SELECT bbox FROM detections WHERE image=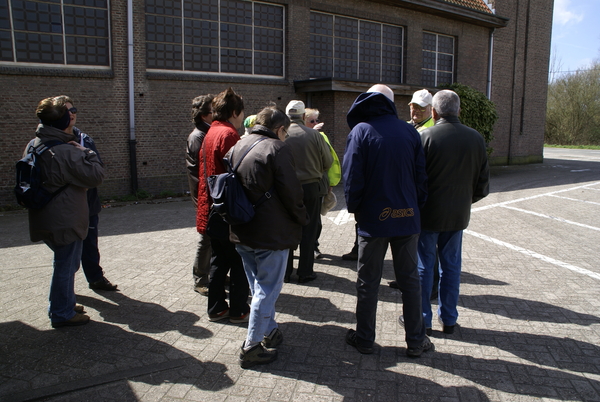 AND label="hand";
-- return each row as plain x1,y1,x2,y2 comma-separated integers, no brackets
68,141,87,152
314,122,324,130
